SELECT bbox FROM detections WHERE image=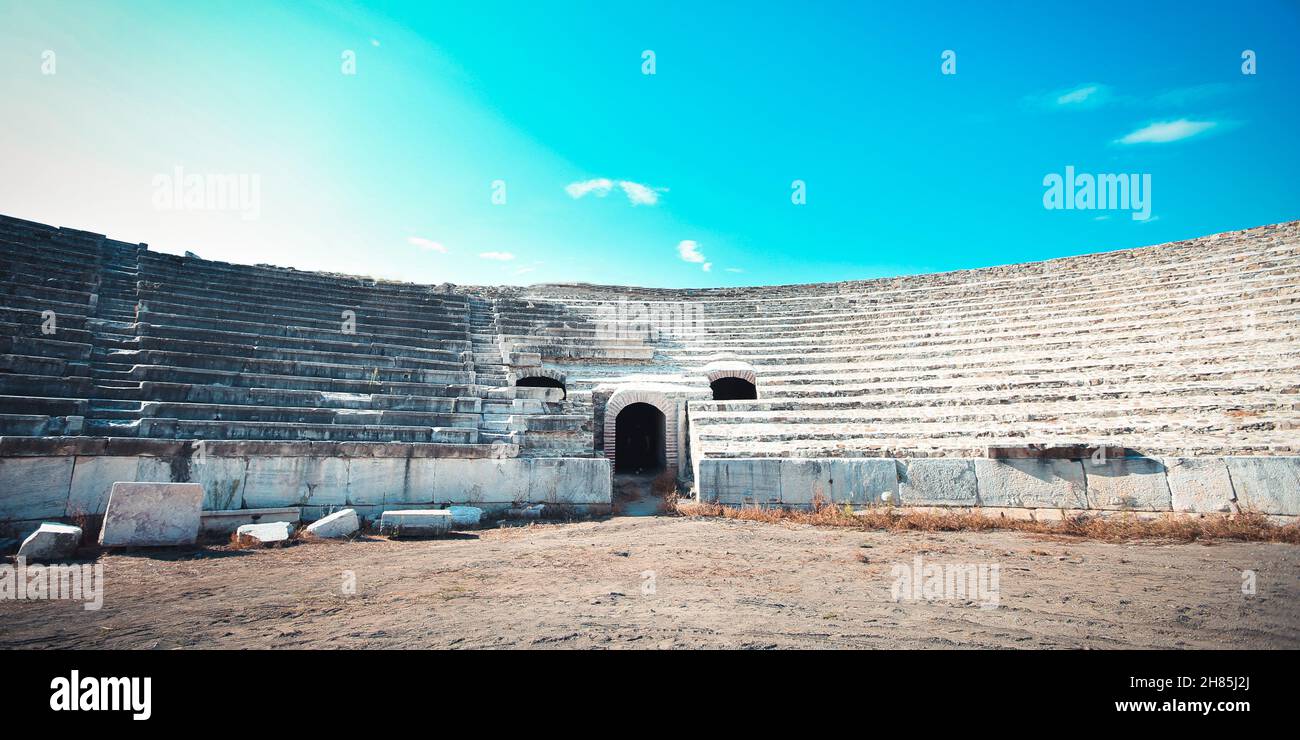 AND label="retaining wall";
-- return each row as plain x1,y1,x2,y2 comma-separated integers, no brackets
697,456,1300,516
0,437,611,537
